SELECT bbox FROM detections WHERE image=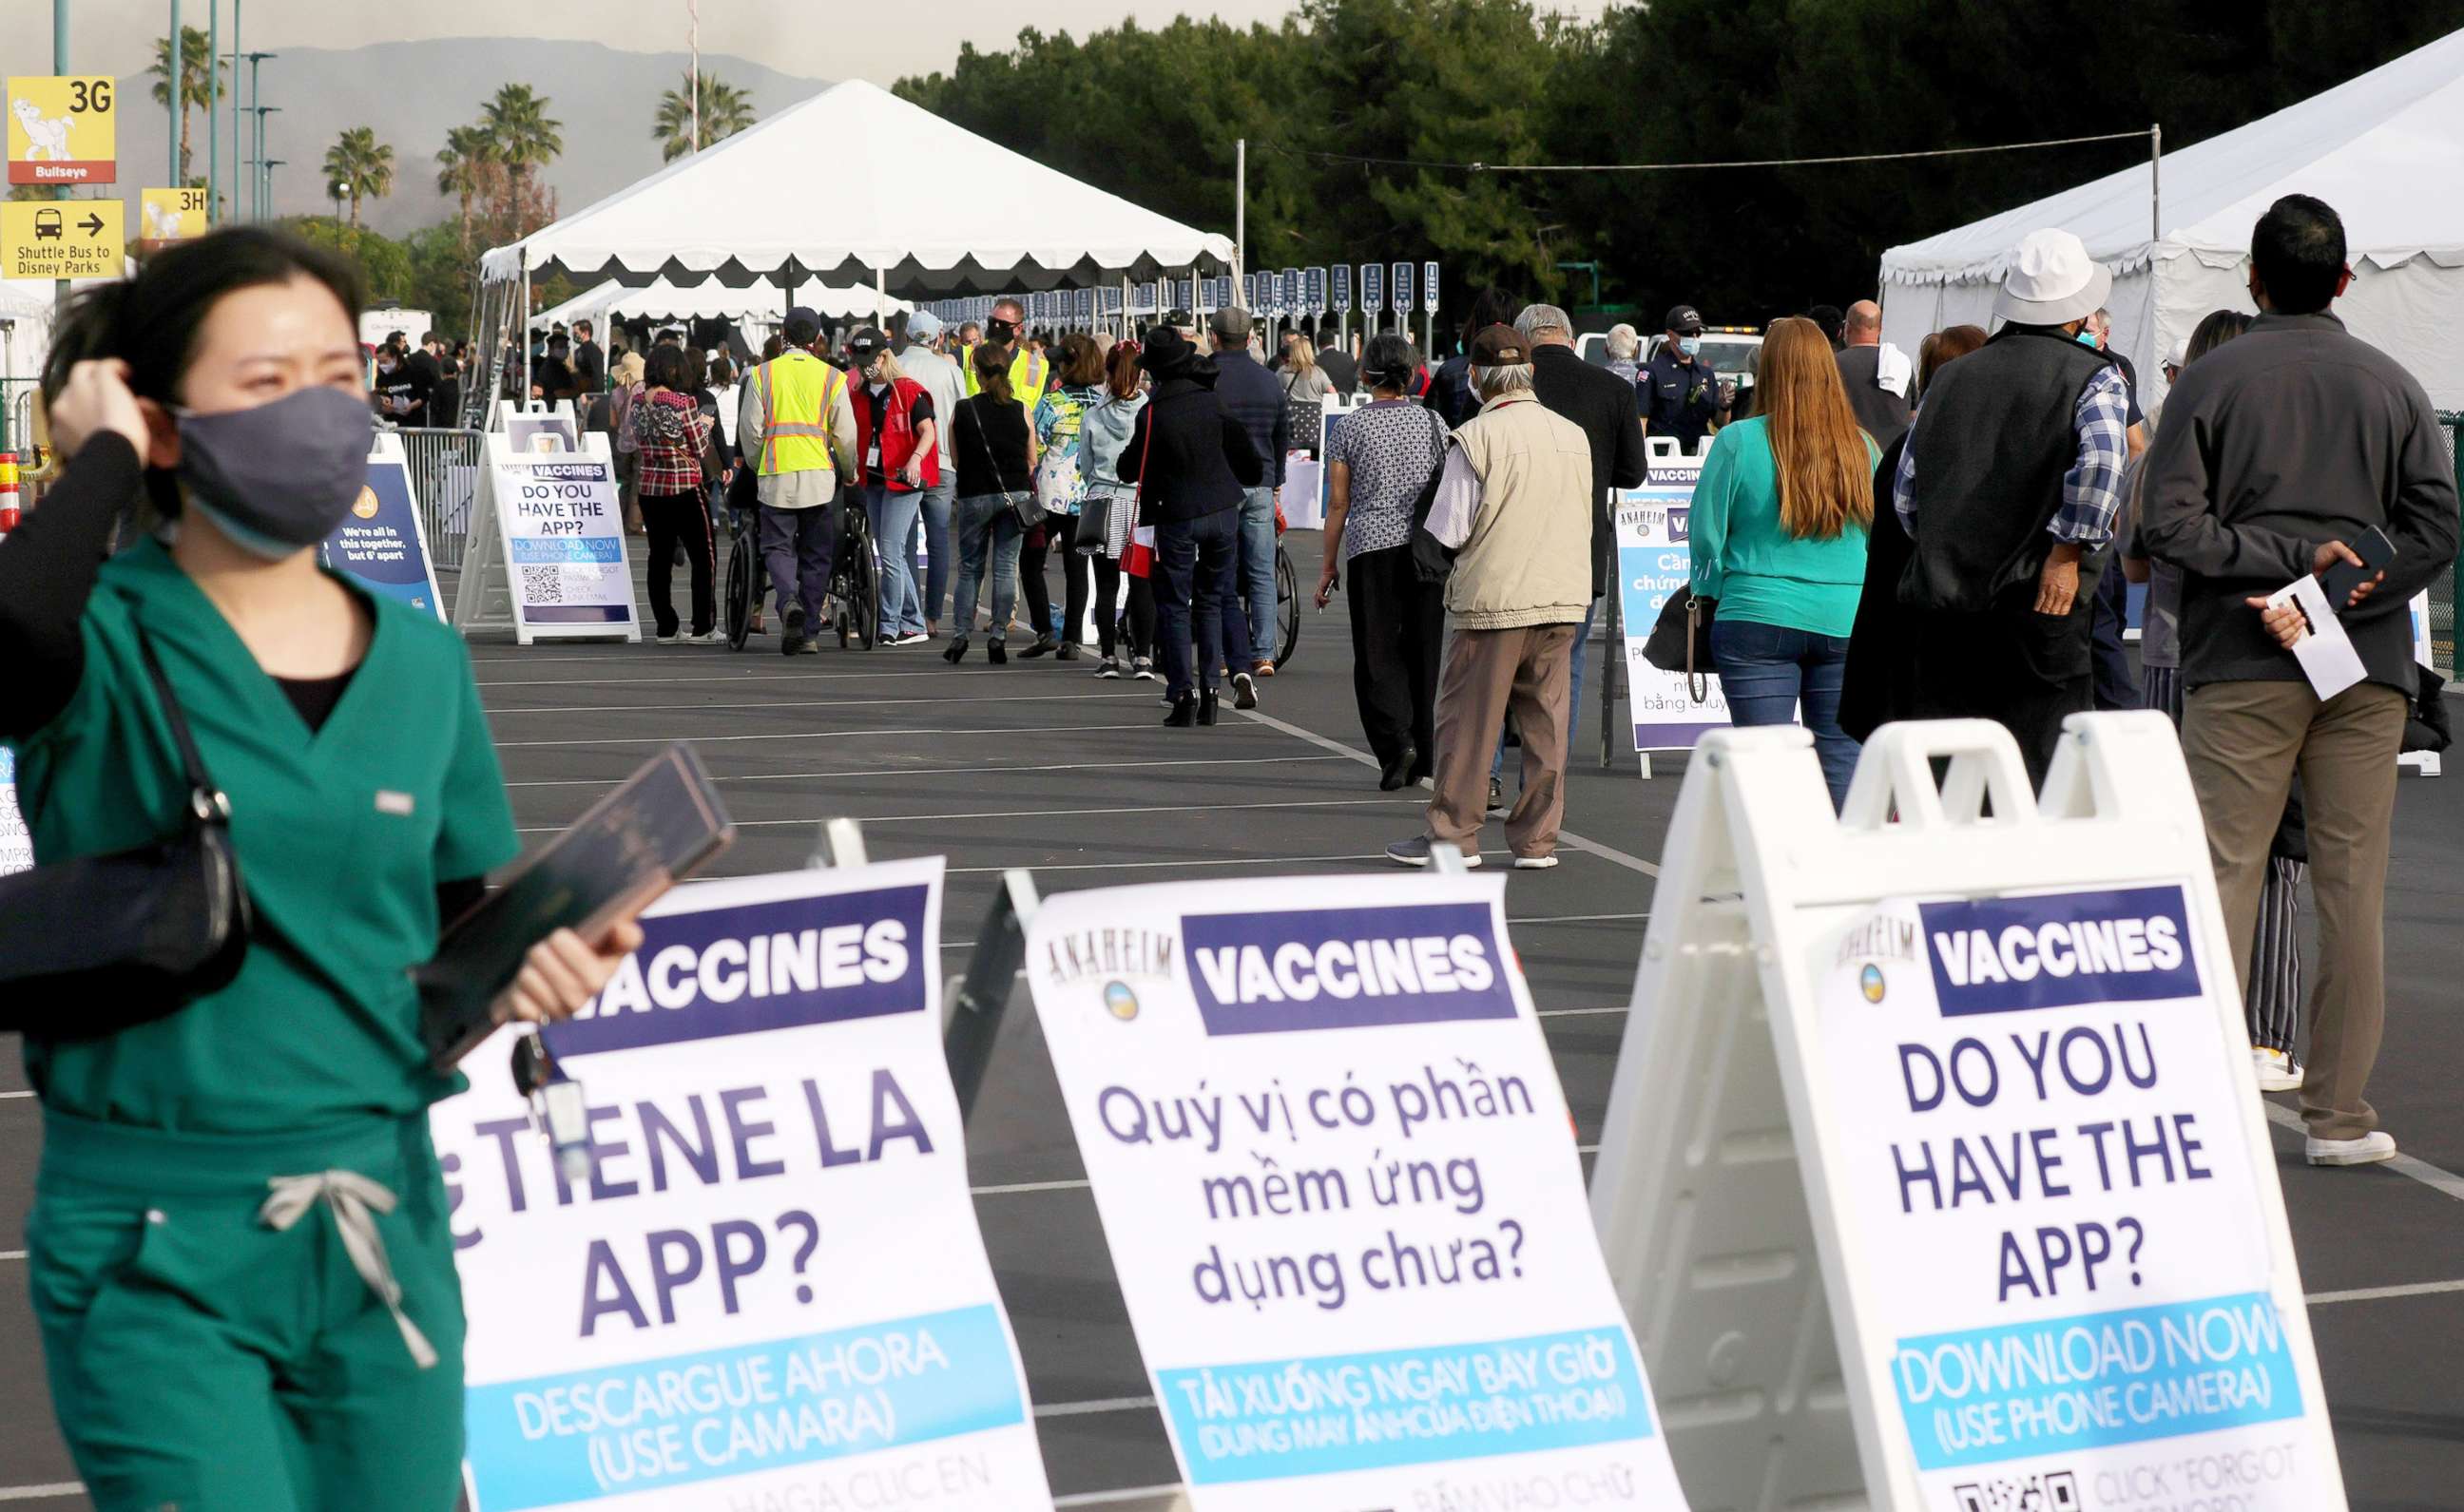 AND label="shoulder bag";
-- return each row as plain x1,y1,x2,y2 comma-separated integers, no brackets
1643,588,1718,702
0,628,252,1036
969,396,1046,531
